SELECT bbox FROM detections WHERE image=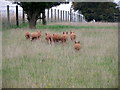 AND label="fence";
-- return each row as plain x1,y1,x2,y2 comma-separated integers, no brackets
1,5,26,27
1,5,85,27
114,13,120,22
